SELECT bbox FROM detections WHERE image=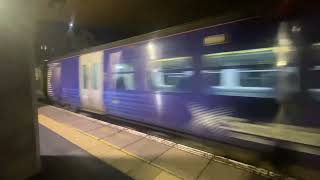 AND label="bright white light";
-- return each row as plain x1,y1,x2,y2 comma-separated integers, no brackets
69,22,74,28
312,42,320,47
40,45,43,50
115,64,124,71
43,59,48,62
68,15,75,32
184,71,193,76
44,45,47,51
147,42,157,60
